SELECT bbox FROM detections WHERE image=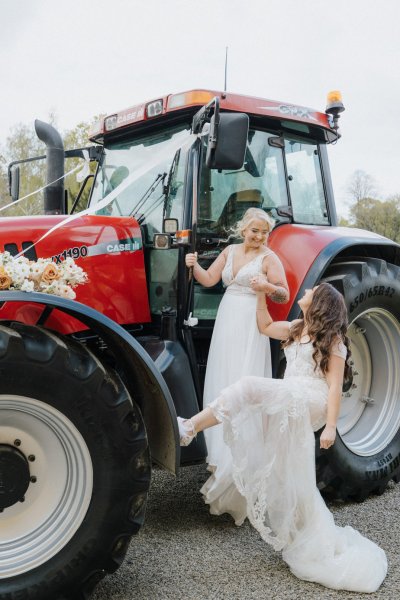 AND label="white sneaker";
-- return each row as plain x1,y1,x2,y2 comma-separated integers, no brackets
177,417,197,446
